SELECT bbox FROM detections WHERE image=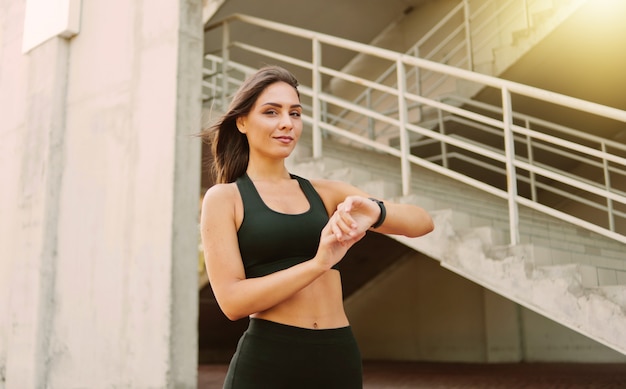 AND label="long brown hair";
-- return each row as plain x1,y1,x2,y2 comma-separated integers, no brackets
202,66,300,184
